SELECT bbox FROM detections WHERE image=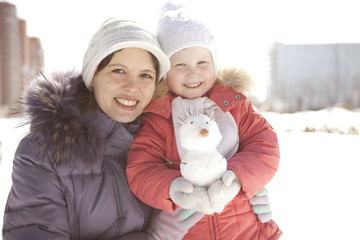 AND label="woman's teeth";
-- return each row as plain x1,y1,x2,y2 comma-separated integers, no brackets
115,98,137,106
